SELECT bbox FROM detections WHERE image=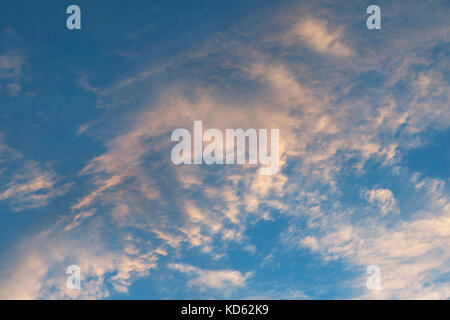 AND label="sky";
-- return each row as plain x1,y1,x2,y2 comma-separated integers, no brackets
0,0,449,299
